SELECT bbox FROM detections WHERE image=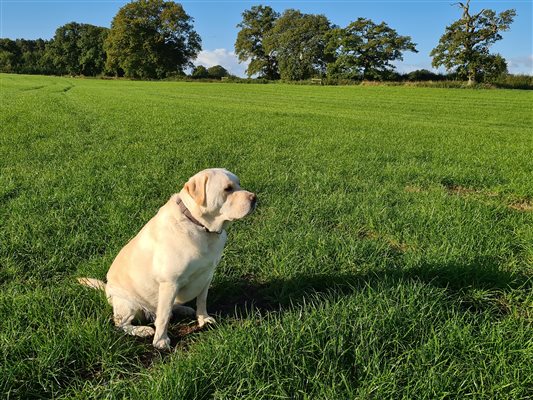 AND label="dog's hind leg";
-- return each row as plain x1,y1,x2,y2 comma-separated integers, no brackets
112,297,155,338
